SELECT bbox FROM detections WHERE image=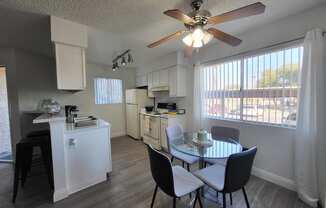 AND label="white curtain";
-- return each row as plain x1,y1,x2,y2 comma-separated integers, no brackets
193,63,209,131
295,29,326,207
